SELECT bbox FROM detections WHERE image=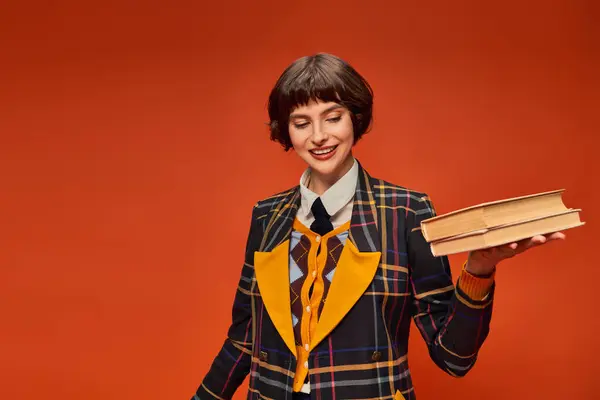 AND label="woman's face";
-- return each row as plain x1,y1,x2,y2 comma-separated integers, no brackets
288,100,355,181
